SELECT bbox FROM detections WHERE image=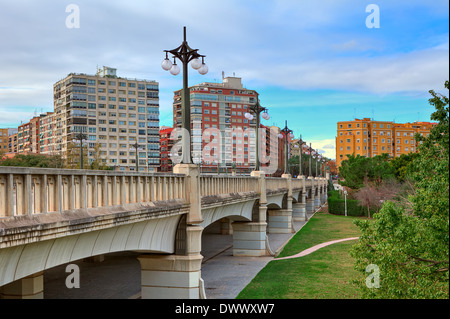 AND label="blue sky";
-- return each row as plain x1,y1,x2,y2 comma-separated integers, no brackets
0,0,448,159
